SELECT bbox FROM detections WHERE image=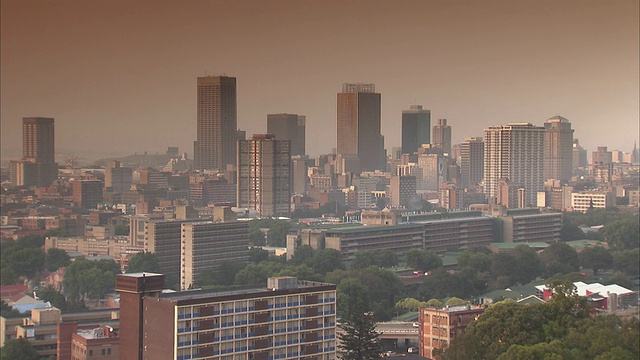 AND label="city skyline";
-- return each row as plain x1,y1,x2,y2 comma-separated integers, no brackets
1,0,638,162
